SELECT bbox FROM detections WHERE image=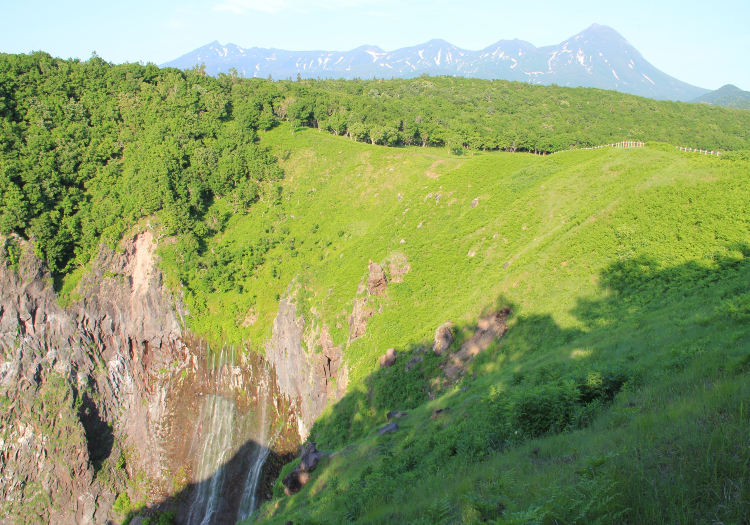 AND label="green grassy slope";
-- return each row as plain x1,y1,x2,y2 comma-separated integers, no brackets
158,125,750,524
